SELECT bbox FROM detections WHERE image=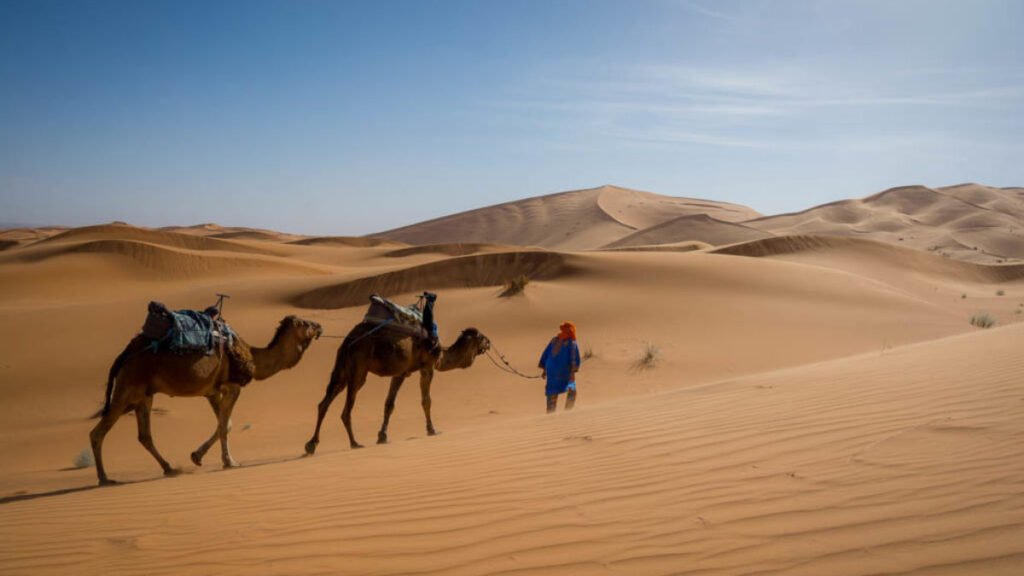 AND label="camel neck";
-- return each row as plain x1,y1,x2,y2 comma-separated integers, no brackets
251,337,300,380
437,338,470,371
